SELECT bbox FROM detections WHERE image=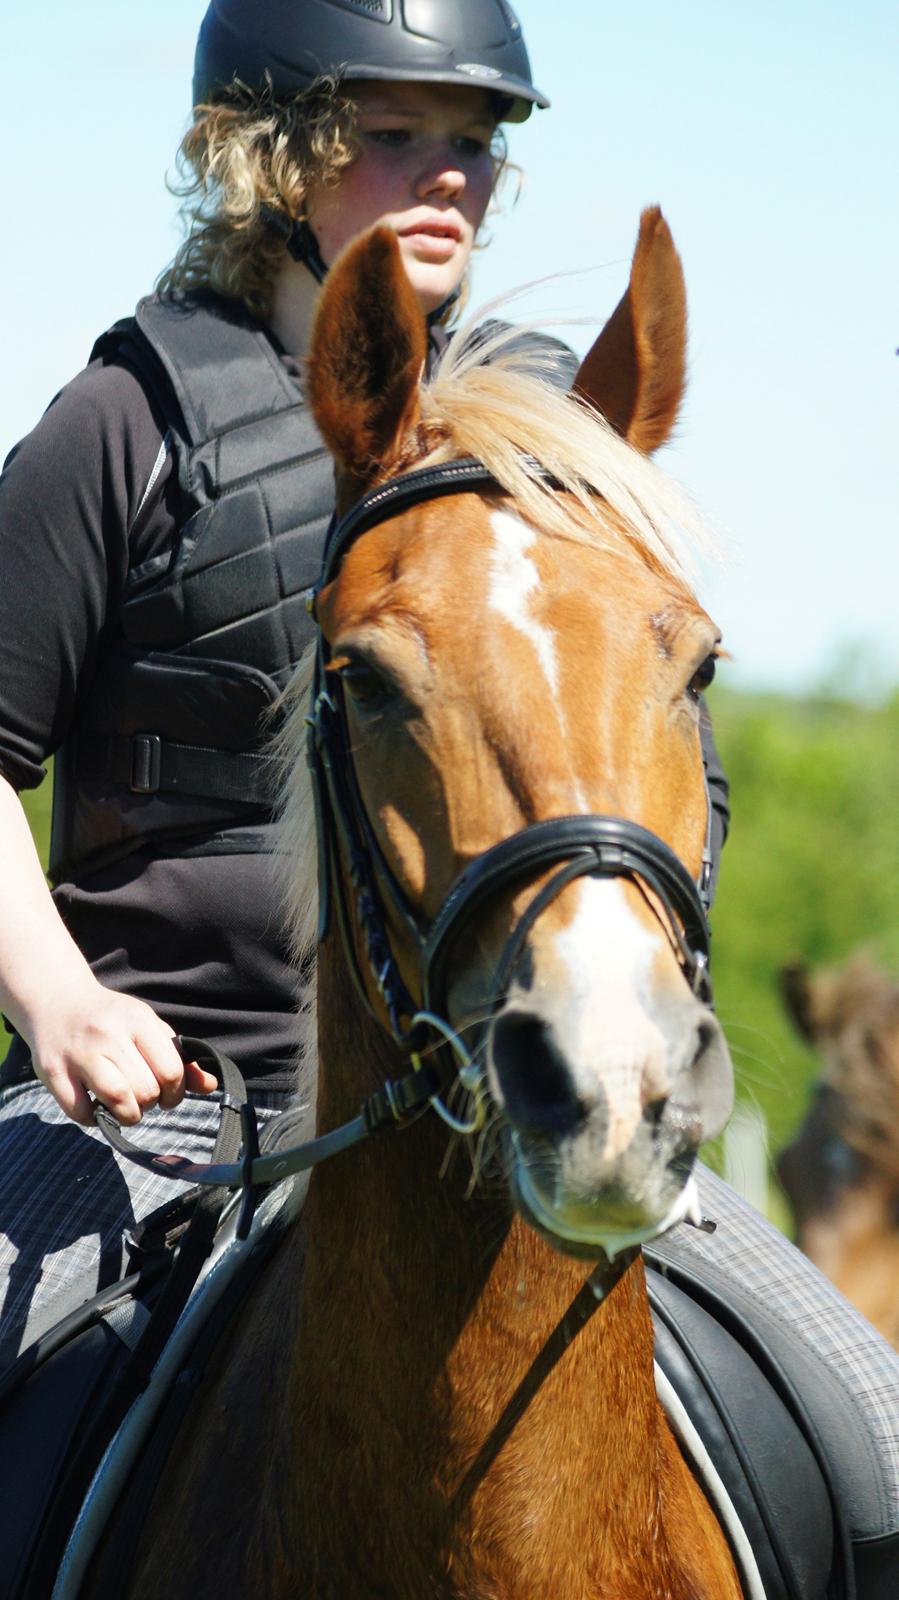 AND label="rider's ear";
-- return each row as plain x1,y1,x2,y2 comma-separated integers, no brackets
307,226,425,493
572,207,687,455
